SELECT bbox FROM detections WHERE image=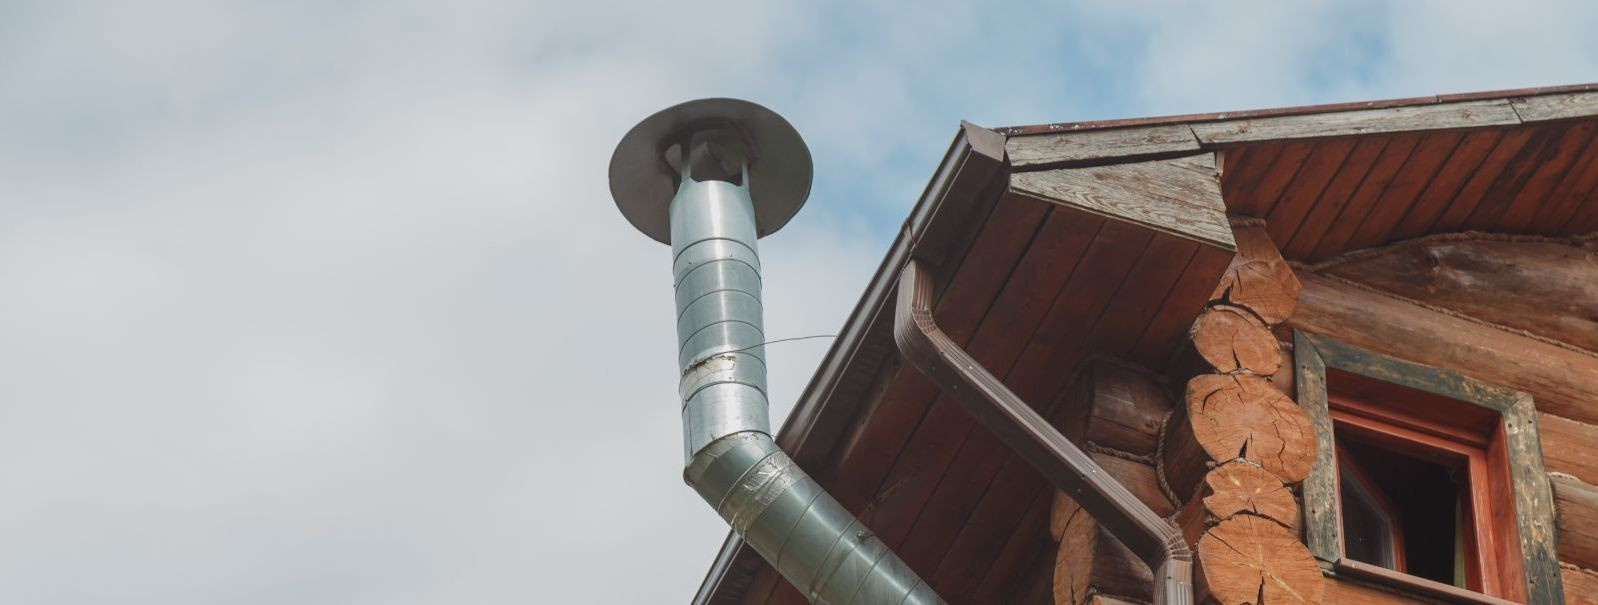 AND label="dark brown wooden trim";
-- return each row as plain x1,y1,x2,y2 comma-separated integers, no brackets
1294,331,1564,604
